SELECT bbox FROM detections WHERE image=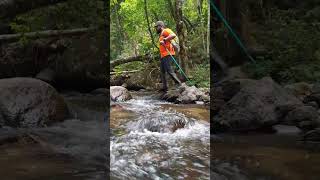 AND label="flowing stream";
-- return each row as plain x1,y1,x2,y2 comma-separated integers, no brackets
110,92,210,179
